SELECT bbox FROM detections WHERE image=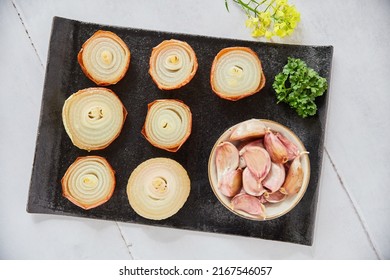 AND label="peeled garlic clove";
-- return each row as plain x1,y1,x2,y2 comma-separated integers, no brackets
242,167,266,196
282,155,304,195
264,128,288,164
241,146,271,181
262,162,286,193
231,193,266,219
276,132,300,161
230,119,267,141
215,142,239,179
265,190,287,203
218,169,242,197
